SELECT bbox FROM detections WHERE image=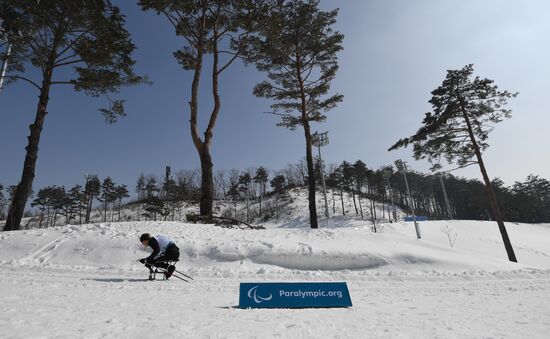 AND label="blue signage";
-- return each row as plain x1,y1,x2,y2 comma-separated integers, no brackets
404,216,428,222
239,282,352,309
